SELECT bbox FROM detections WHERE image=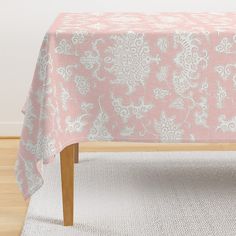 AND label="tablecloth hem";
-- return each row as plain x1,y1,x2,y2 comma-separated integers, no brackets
20,135,236,200
44,137,236,166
